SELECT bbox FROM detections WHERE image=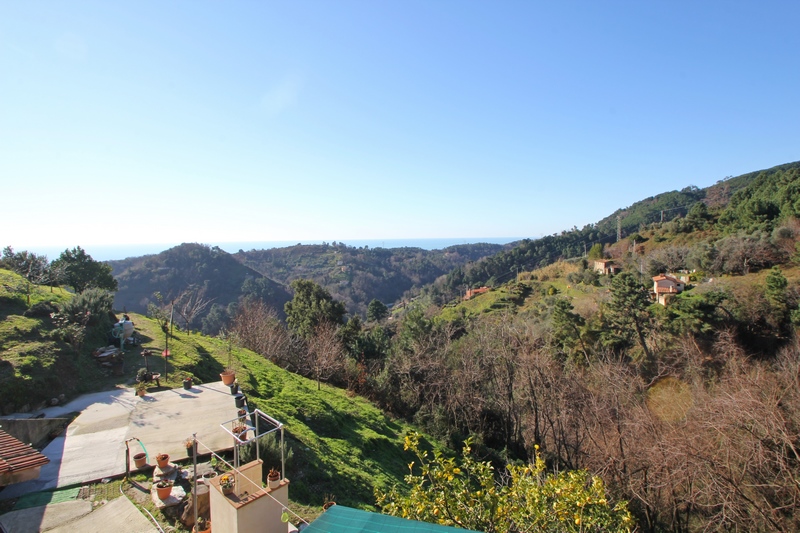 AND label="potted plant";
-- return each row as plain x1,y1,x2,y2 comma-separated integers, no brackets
232,424,248,441
183,377,193,390
234,393,246,409
220,329,236,385
156,453,170,469
194,516,210,533
220,368,235,386
136,382,147,397
155,479,173,500
219,473,235,496
229,380,239,395
268,467,280,489
184,437,196,458
133,452,147,468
